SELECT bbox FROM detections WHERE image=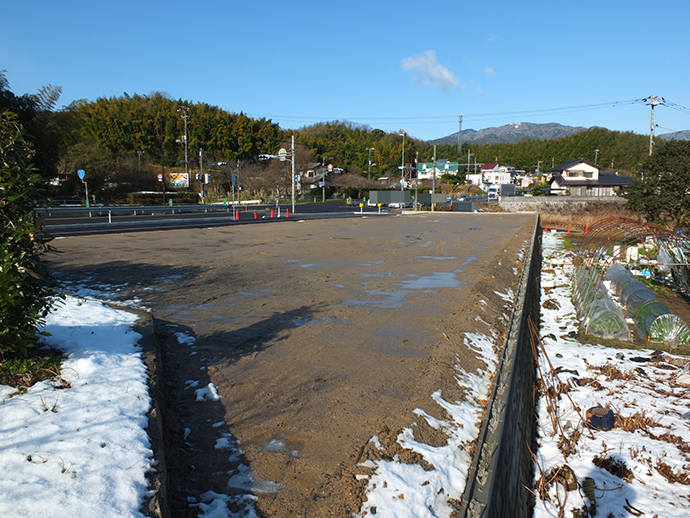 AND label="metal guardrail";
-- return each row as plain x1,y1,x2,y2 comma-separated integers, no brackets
37,204,246,217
